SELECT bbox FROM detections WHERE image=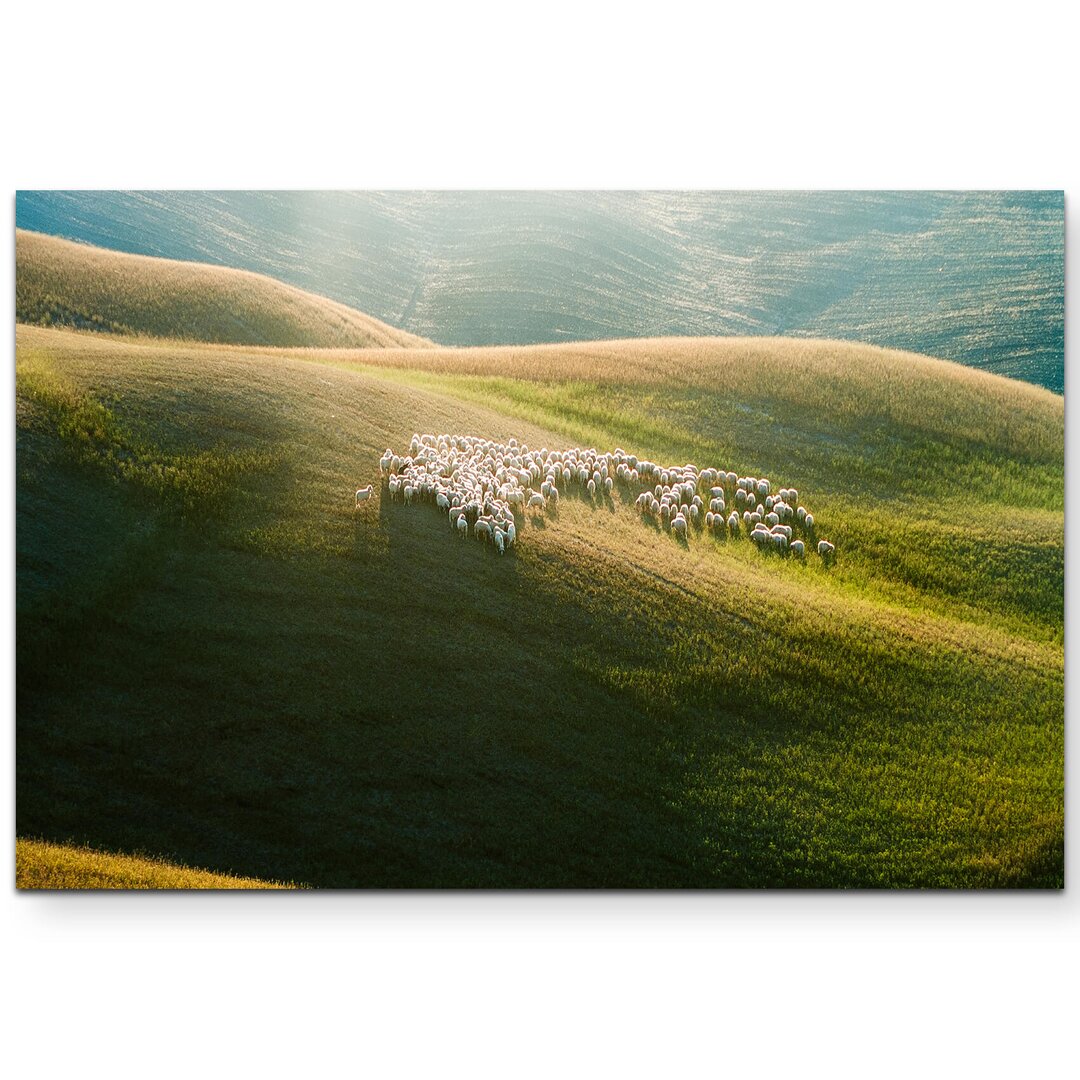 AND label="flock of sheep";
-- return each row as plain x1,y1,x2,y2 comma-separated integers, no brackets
361,433,835,561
